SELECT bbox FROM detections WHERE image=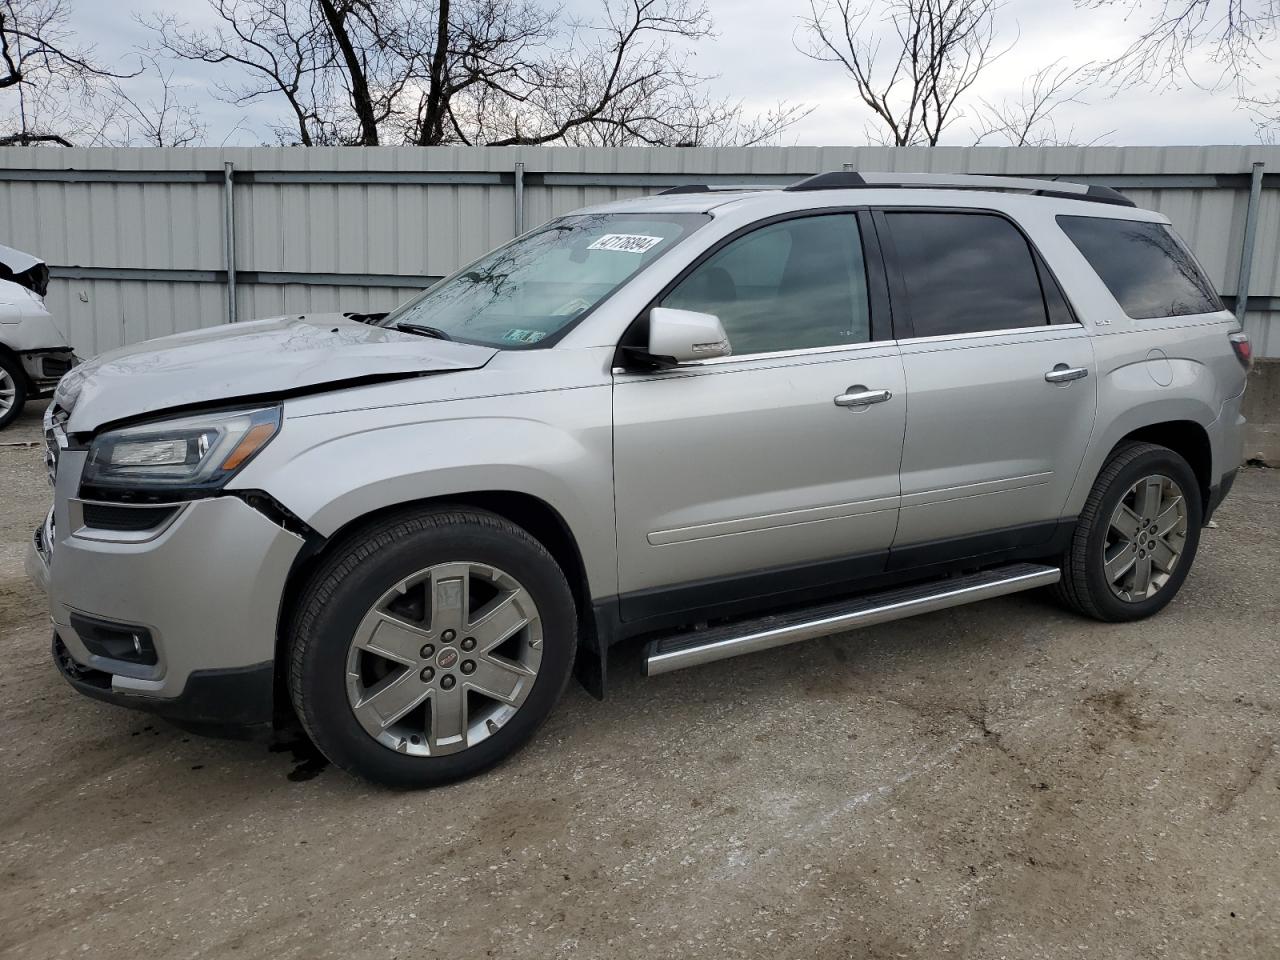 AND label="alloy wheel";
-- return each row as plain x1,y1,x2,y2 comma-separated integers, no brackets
0,366,15,419
345,561,543,757
1103,474,1188,602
